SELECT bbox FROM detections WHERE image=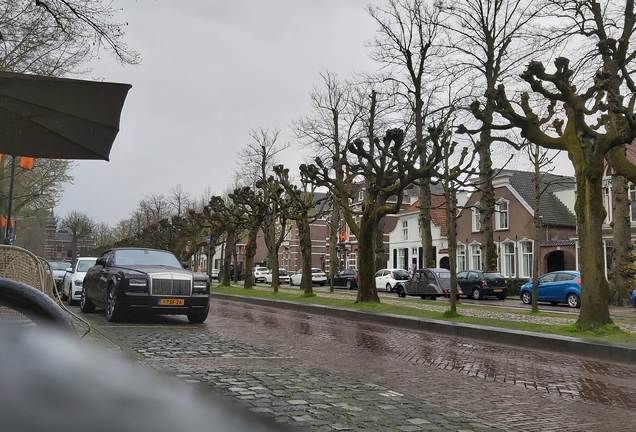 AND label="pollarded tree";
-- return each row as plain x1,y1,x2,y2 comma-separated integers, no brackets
302,124,447,303
491,0,636,329
228,186,269,289
292,72,365,291
273,165,328,296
